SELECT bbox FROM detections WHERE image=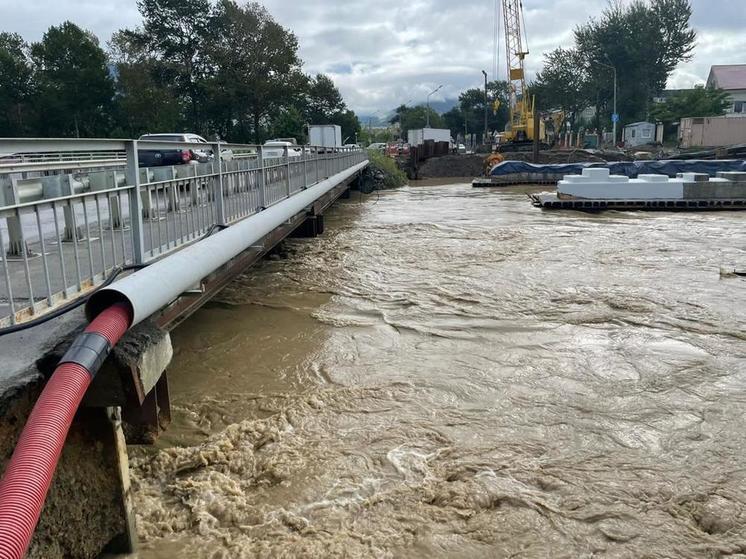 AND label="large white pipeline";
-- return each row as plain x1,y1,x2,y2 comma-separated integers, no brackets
86,161,368,326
